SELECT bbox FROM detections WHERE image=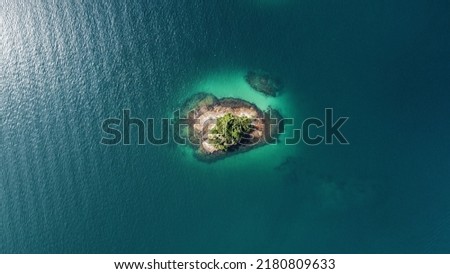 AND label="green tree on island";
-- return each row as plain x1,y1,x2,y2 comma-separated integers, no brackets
209,113,252,151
